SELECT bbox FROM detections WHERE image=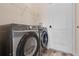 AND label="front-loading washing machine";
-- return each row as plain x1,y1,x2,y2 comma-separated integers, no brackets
38,26,48,55
0,24,40,56
40,27,48,48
